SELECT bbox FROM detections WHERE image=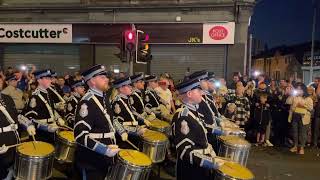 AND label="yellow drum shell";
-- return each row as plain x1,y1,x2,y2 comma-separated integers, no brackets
118,149,152,167
17,141,55,157
218,161,254,180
